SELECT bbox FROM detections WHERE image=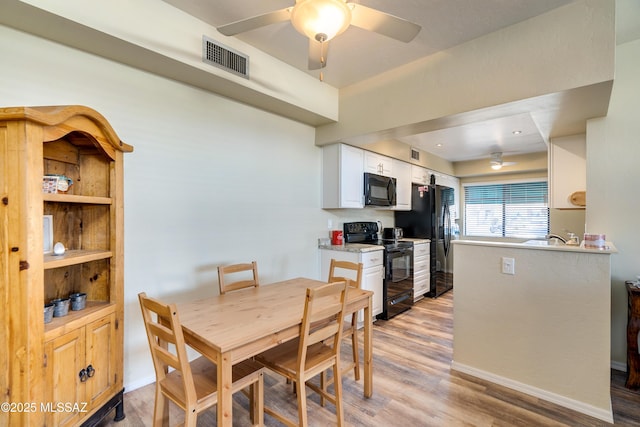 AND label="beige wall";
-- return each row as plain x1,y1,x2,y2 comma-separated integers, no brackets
586,36,640,366
453,241,614,421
